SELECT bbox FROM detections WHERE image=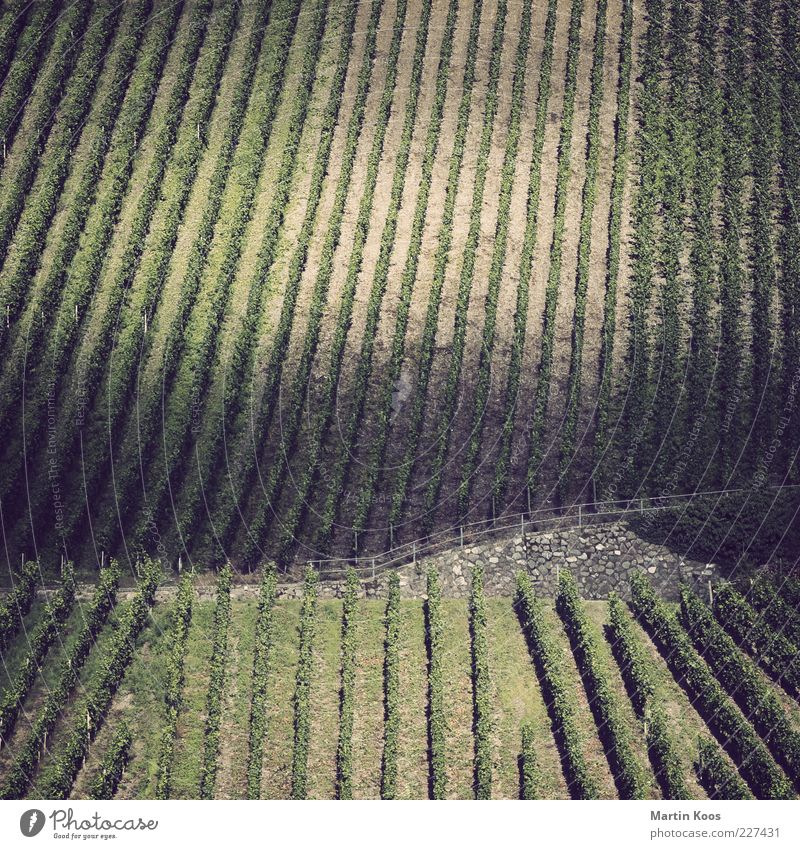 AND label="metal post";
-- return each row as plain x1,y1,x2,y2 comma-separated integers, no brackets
412,540,416,564
389,523,393,549
372,559,376,580
527,487,531,514
521,513,524,536
578,503,582,527
708,580,713,606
